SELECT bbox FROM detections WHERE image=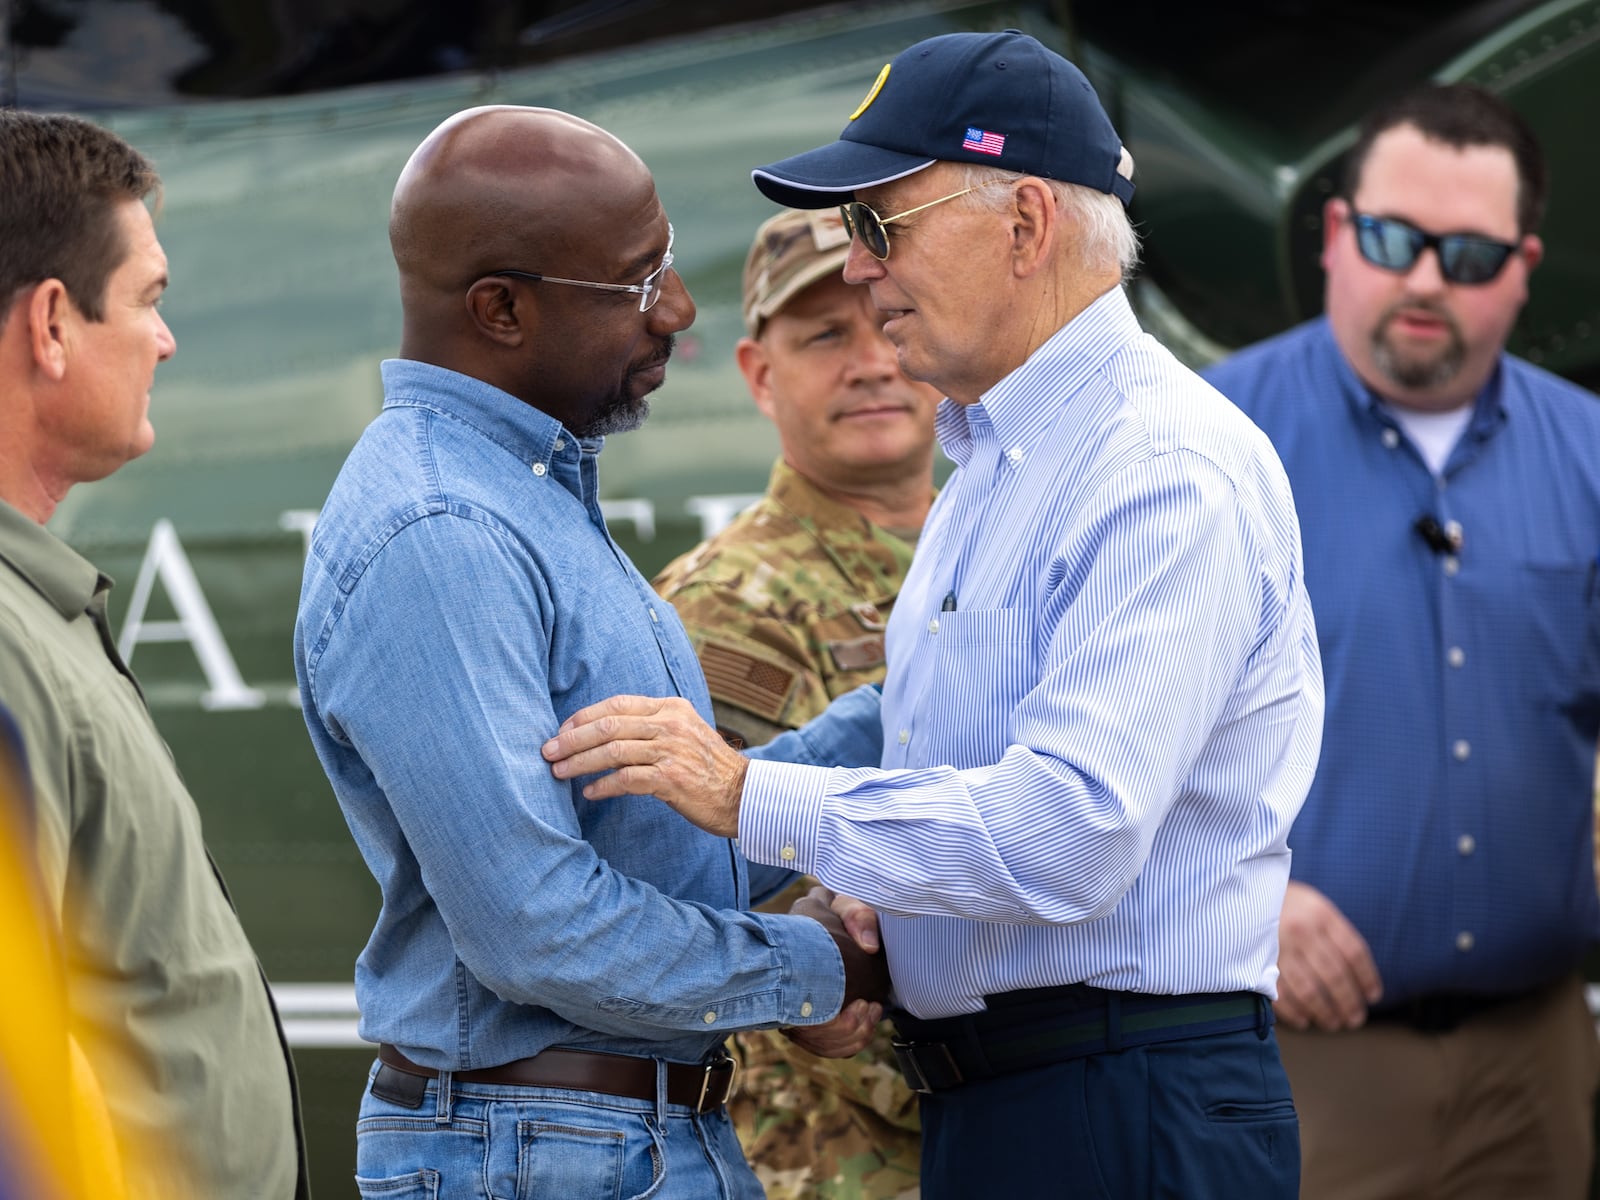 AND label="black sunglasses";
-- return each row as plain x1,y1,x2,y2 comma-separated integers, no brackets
1352,213,1517,286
